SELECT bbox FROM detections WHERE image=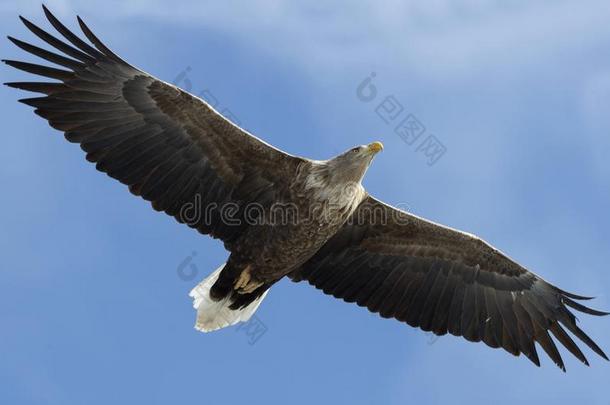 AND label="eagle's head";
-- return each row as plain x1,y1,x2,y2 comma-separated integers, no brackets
326,141,384,185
